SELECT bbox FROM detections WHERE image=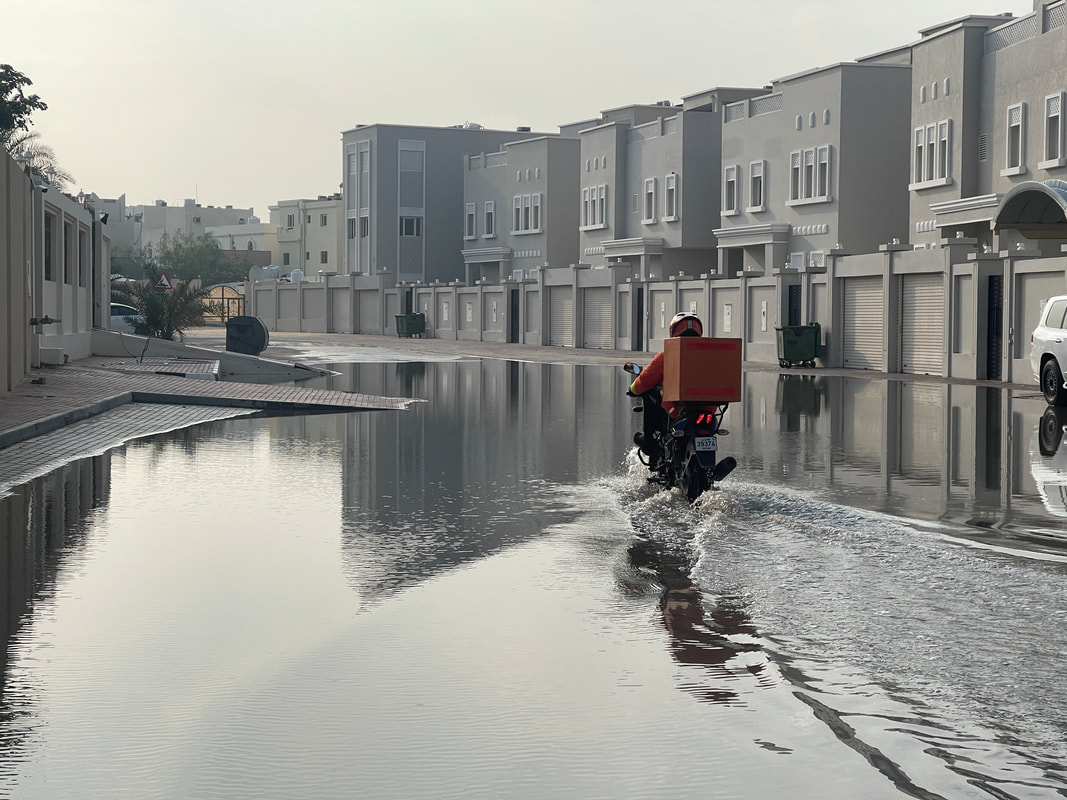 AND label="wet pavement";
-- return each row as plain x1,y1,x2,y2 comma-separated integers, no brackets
0,336,1065,799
